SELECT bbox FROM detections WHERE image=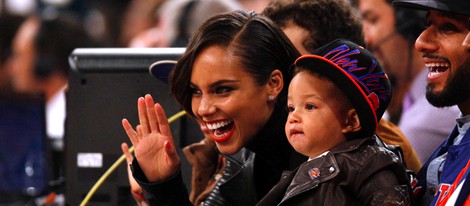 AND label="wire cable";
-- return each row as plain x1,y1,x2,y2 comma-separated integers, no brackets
80,110,187,206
